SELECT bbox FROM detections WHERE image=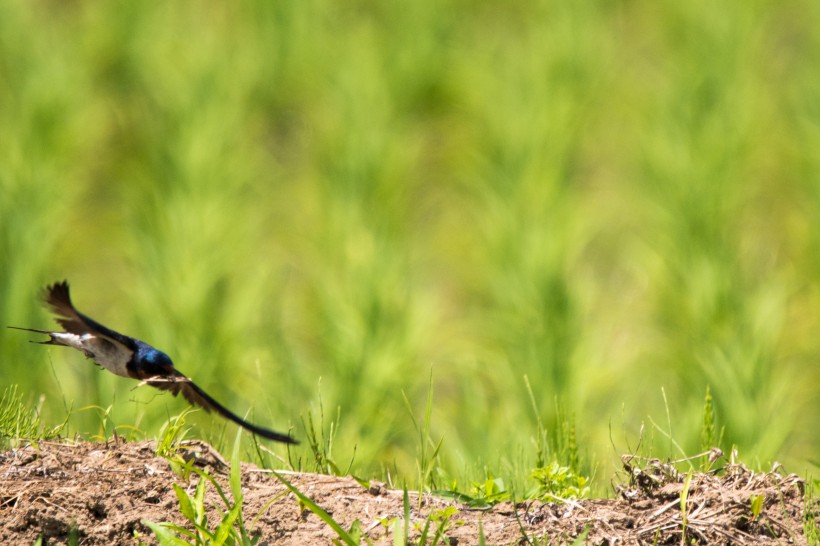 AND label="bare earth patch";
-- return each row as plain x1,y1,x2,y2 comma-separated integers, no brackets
0,440,814,545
